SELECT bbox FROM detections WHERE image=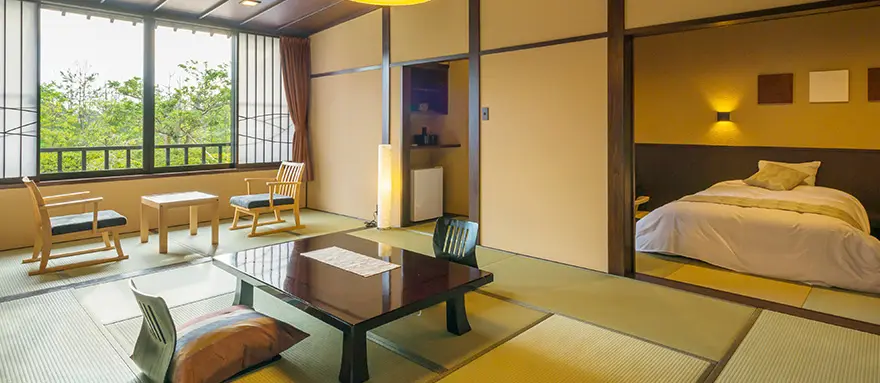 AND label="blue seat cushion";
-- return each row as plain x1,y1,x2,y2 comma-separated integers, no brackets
50,210,128,236
230,194,295,209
